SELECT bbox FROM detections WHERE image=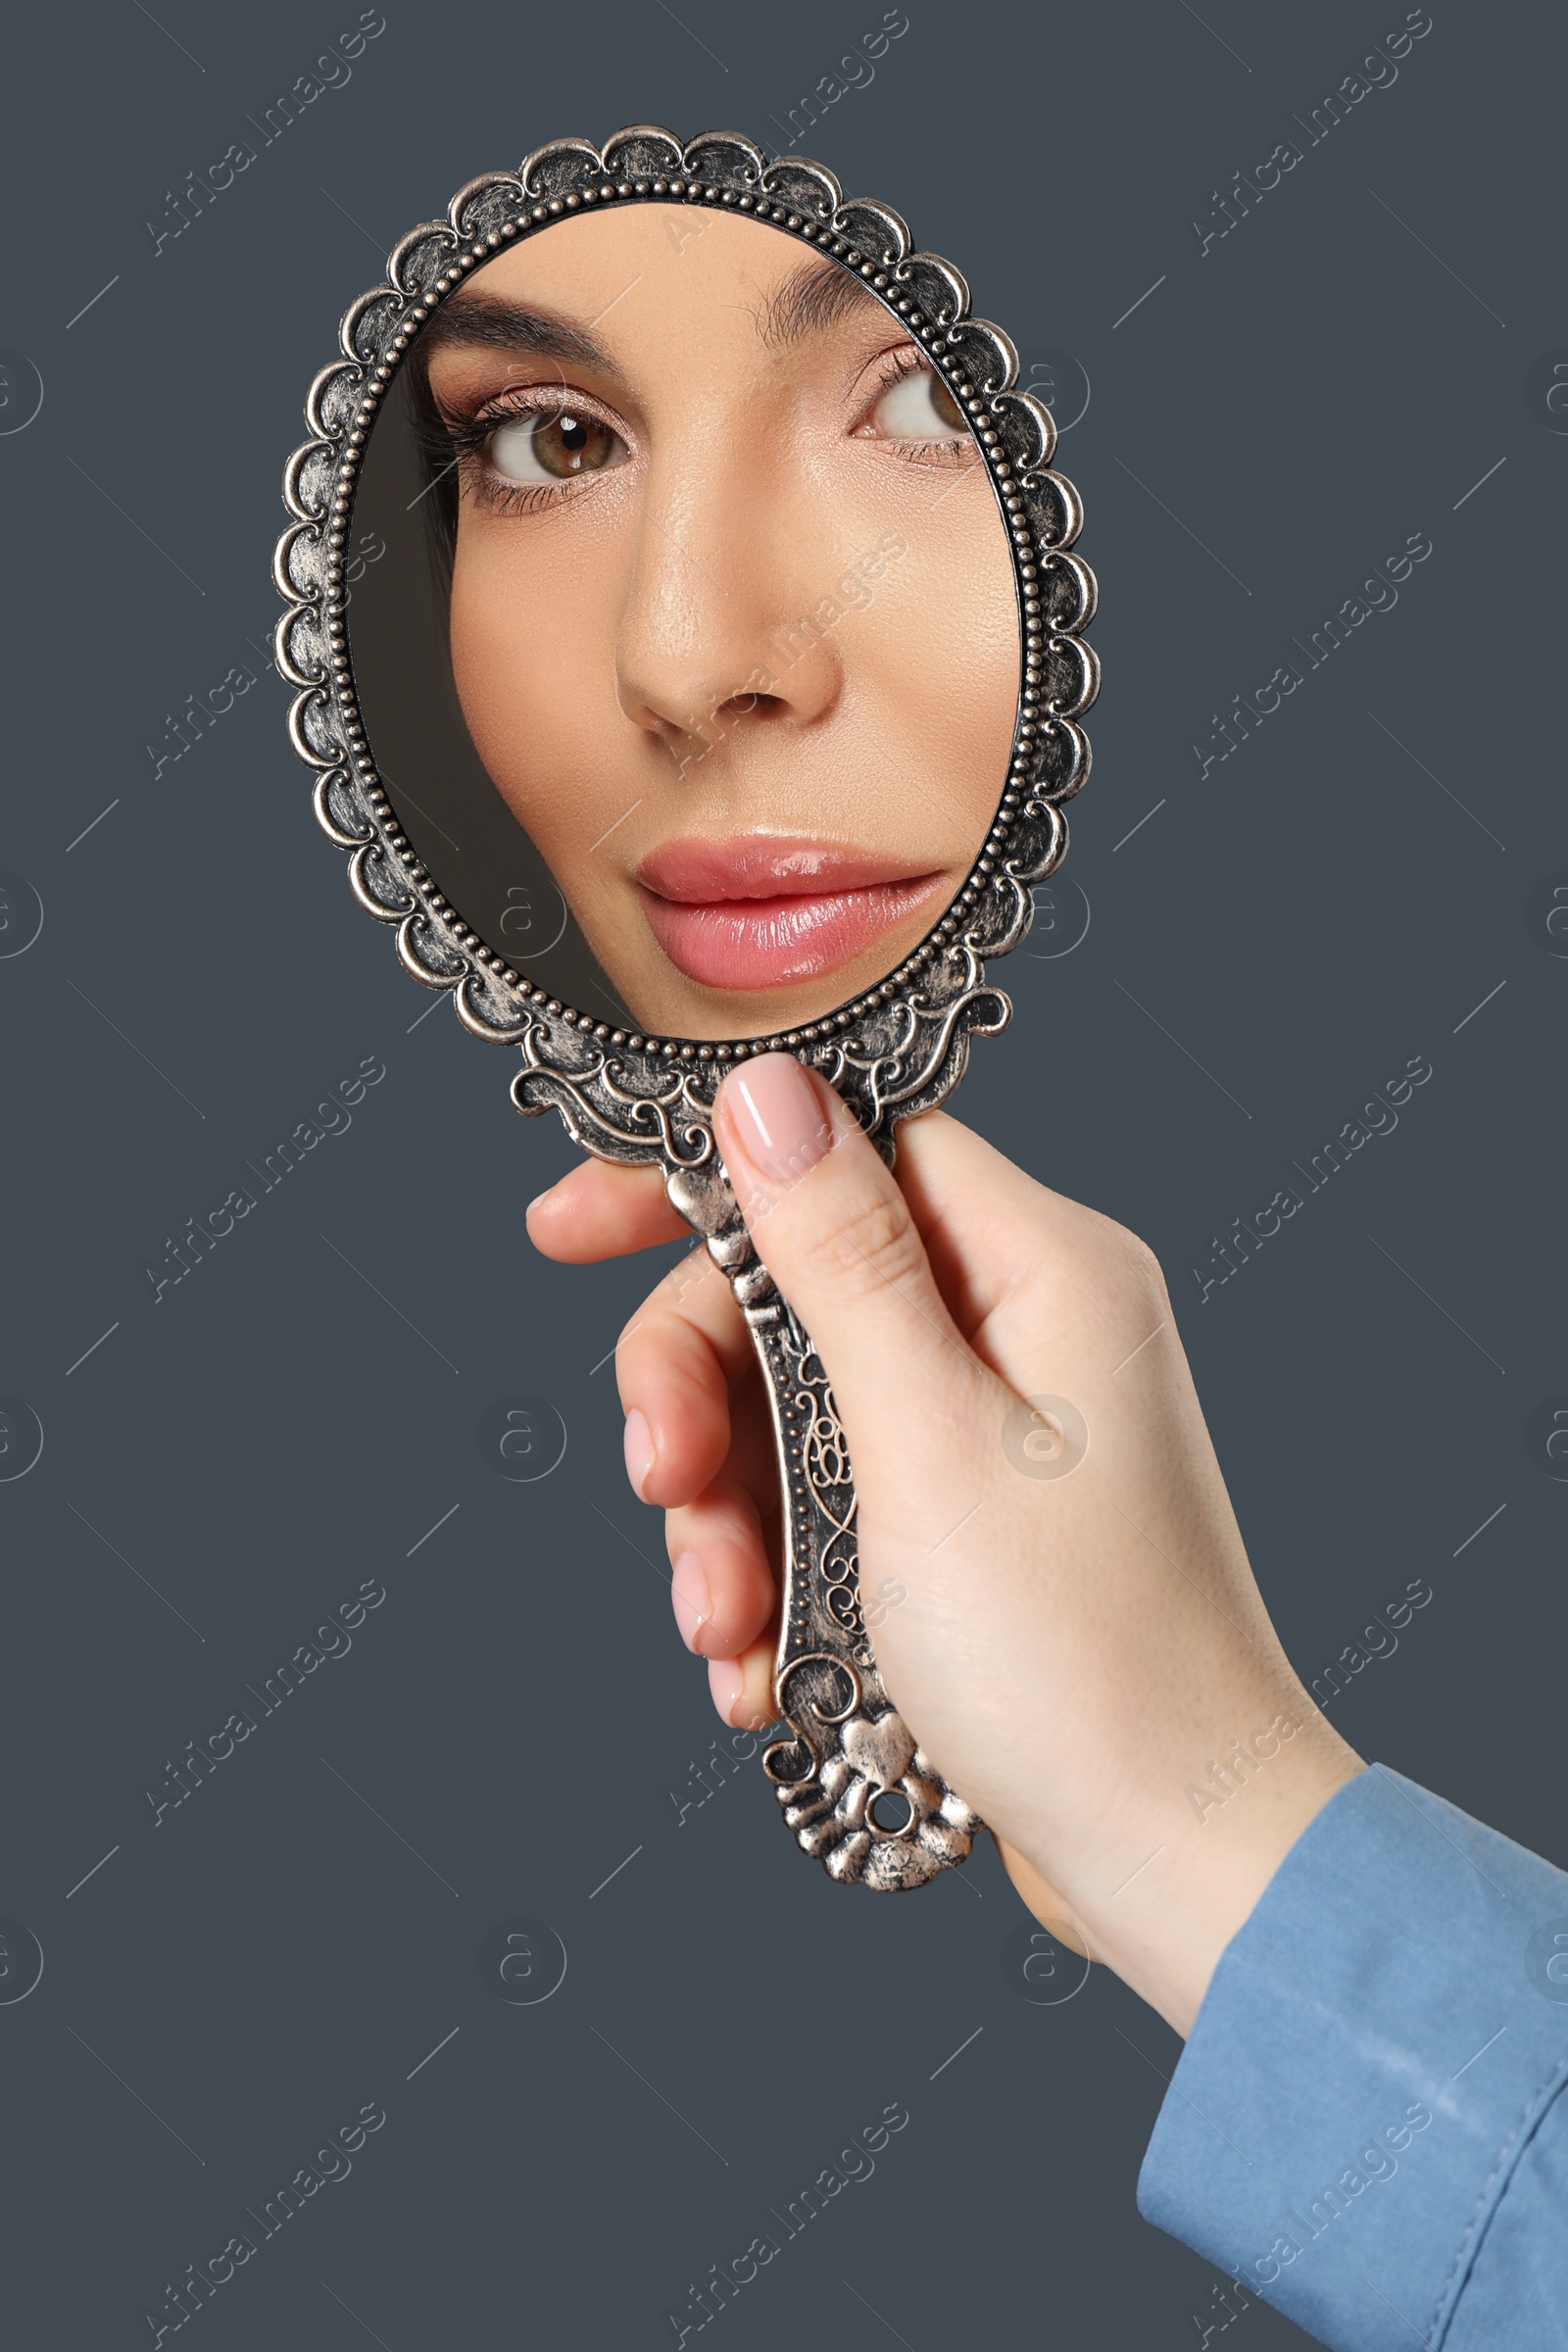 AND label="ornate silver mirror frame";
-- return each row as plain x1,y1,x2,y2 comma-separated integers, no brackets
275,122,1099,1890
